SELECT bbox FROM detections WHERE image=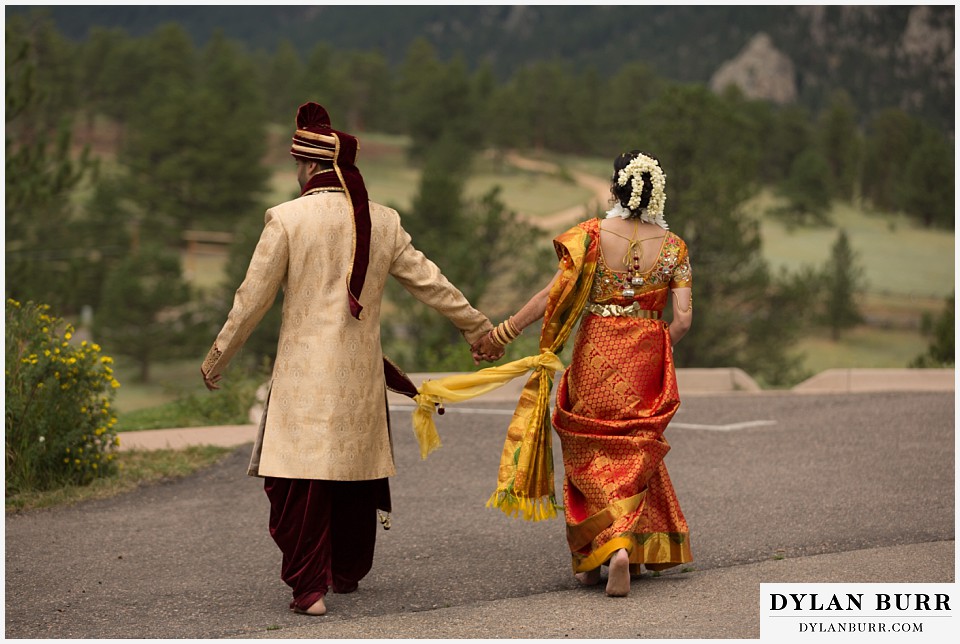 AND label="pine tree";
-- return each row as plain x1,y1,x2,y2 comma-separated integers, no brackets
817,90,862,202
775,147,833,227
397,41,481,159
5,13,97,313
330,50,393,133
821,230,865,341
911,293,954,367
595,62,664,154
898,129,954,229
120,27,268,242
96,245,192,382
261,39,307,125
763,105,813,185
860,108,918,212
